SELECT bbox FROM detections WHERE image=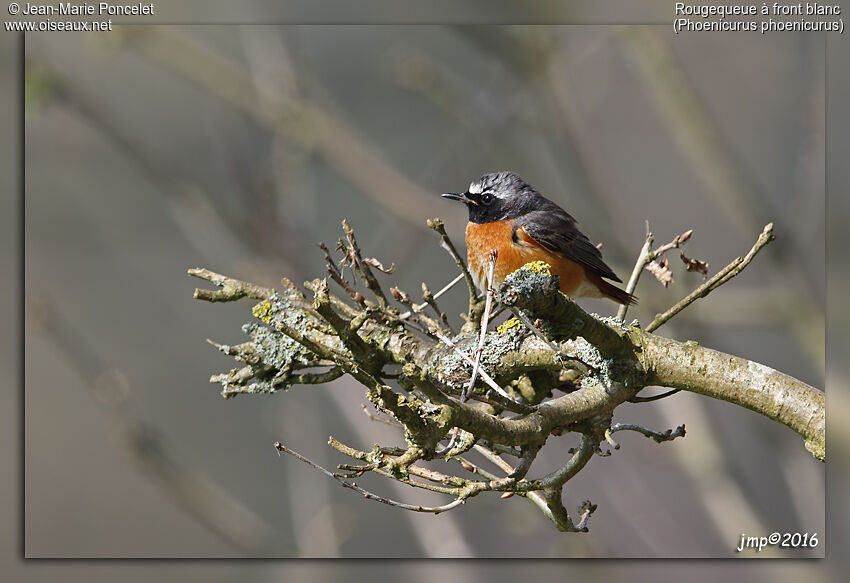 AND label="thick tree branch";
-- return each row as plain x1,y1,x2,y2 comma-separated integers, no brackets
637,332,824,460
191,219,824,534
